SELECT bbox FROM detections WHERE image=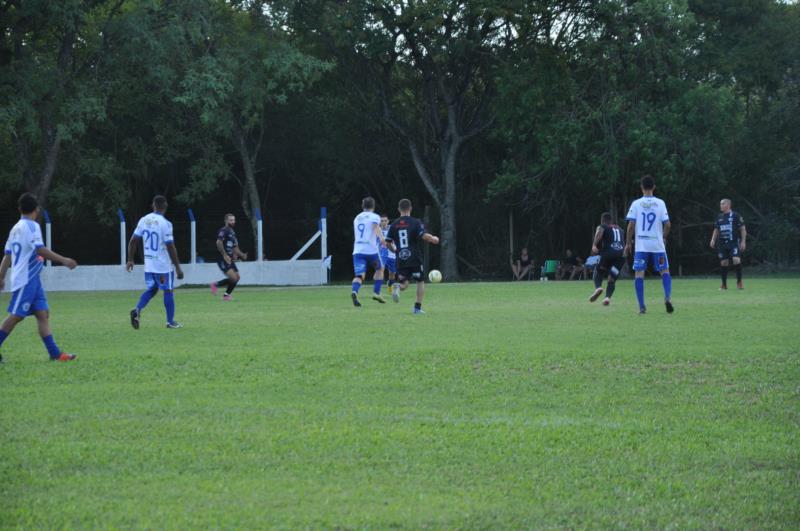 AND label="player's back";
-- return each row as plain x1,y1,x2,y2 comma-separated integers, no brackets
601,223,625,254
353,211,380,255
627,196,669,253
388,215,425,265
4,218,45,292
134,212,174,273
